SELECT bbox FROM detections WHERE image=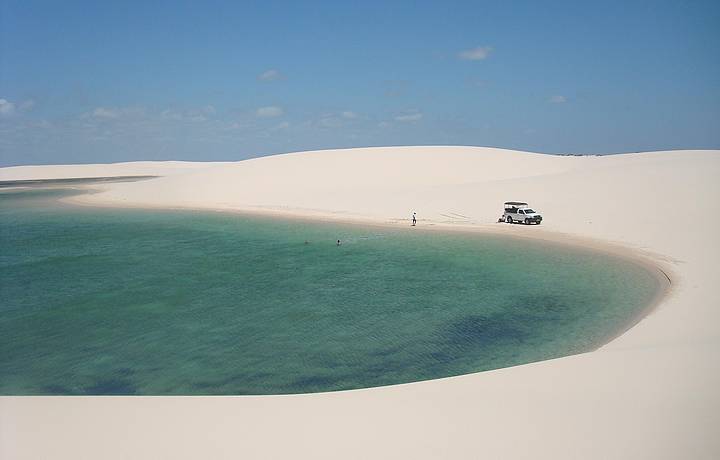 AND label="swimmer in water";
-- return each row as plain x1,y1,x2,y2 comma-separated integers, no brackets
337,239,341,246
